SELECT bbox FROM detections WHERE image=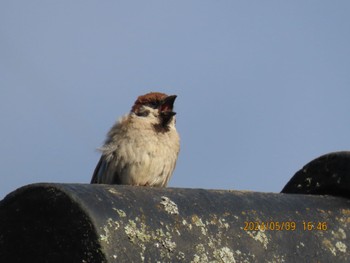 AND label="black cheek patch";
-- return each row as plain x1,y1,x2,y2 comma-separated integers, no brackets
136,109,150,117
